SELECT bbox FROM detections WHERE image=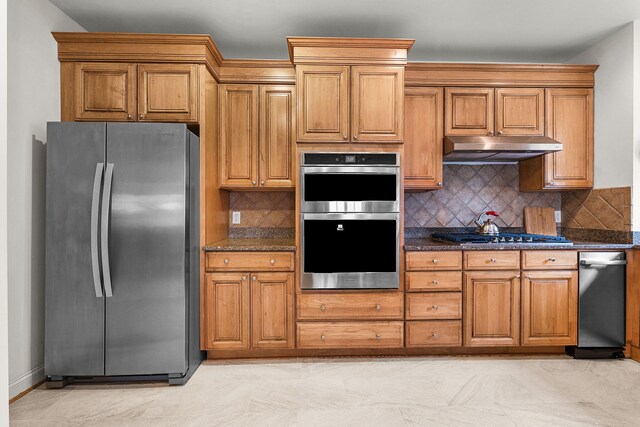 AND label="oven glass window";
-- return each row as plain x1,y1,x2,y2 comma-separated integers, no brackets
304,174,396,201
304,219,396,272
